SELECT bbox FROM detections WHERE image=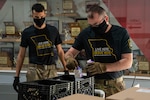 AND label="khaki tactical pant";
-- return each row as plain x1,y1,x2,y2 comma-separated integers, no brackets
95,76,125,97
26,64,57,82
